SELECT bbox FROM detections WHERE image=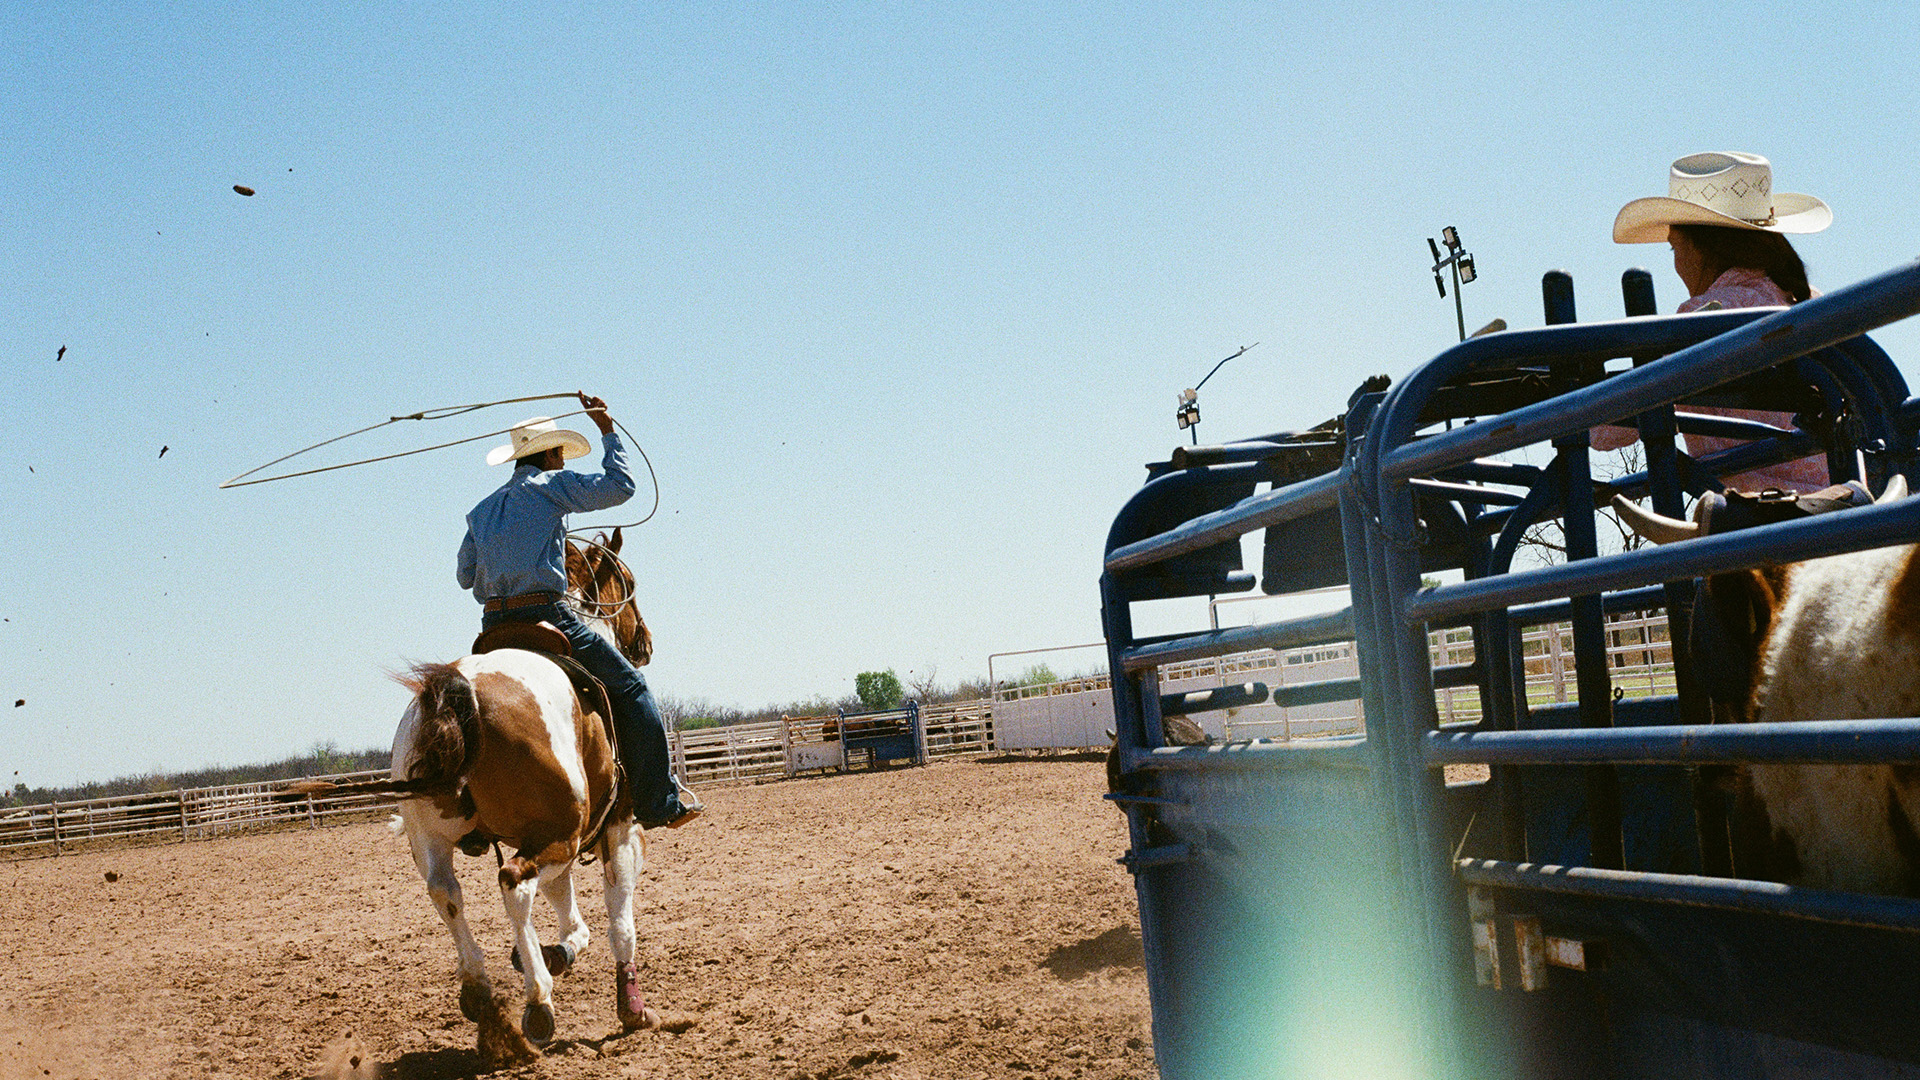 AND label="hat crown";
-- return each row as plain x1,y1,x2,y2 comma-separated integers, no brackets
508,416,559,455
486,415,592,466
1668,151,1776,224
